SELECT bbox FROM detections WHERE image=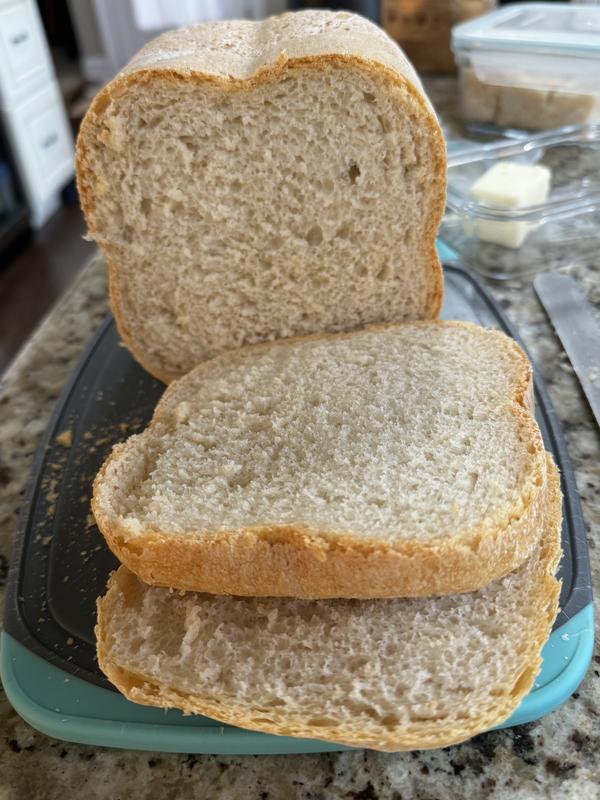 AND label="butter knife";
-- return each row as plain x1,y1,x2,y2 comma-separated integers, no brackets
534,272,600,430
